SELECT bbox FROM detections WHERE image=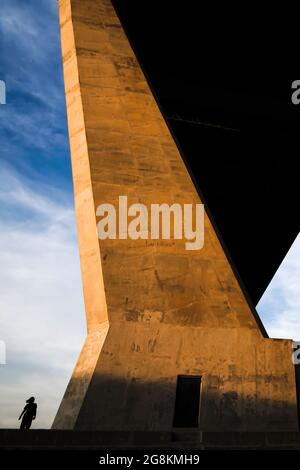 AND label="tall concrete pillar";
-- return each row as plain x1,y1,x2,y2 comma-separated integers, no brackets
53,0,298,431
